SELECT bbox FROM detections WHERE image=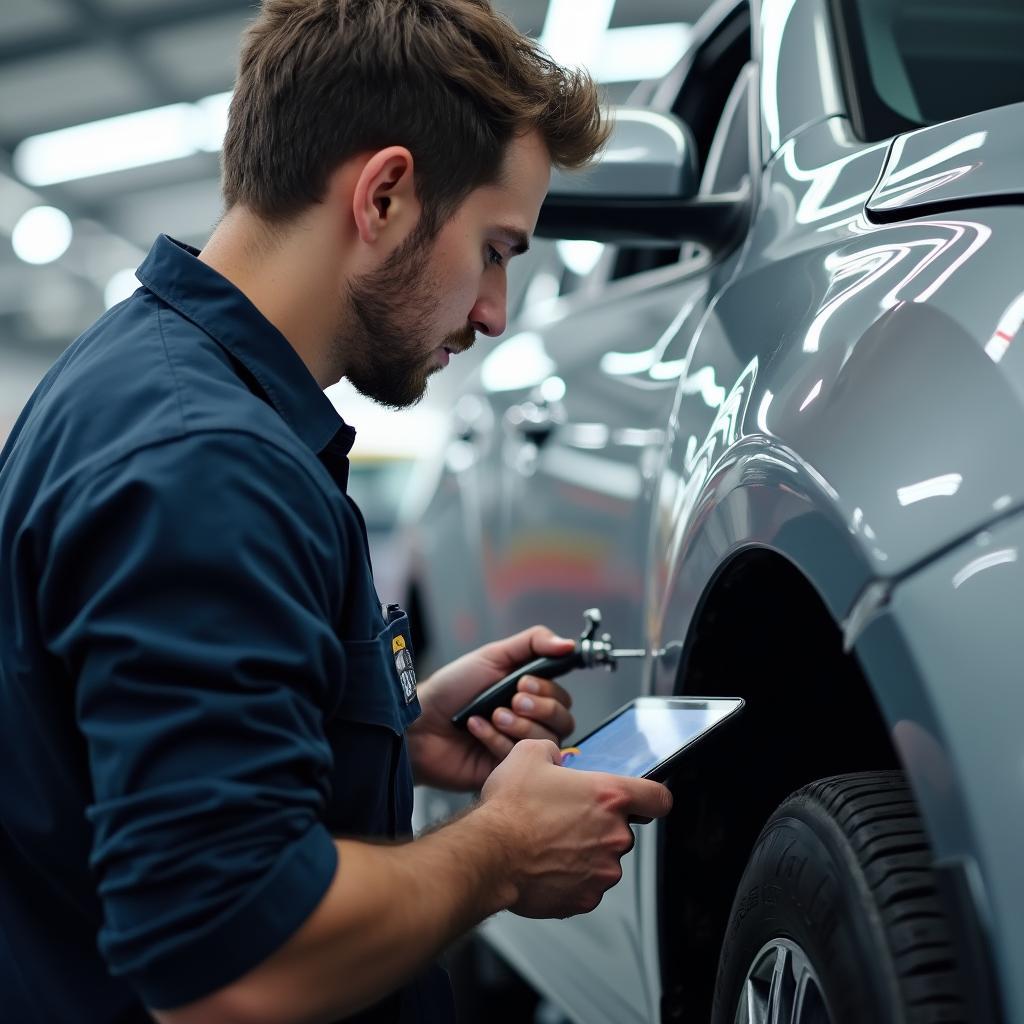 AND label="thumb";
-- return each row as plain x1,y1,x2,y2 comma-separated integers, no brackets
524,625,576,658
619,776,674,821
490,625,575,671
